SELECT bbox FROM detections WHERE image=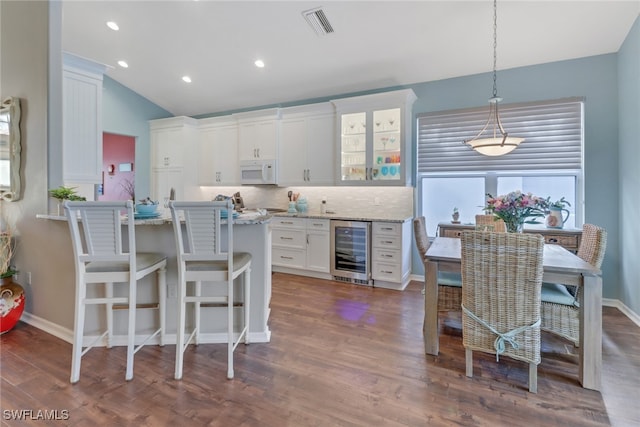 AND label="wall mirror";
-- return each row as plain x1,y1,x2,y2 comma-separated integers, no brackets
0,97,22,202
